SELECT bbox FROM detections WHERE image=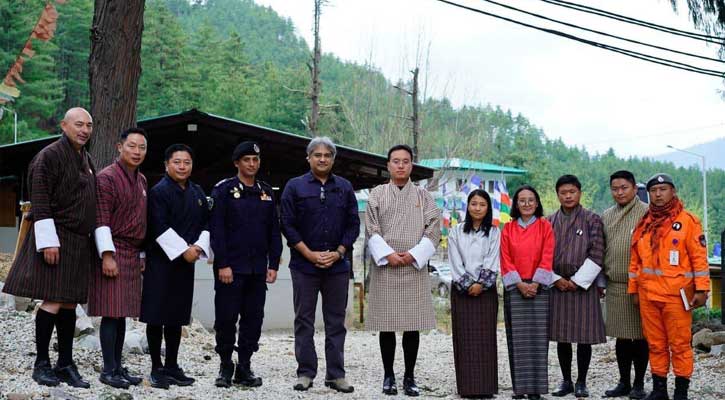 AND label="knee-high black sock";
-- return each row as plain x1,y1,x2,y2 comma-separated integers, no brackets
164,325,182,369
55,308,76,367
615,339,633,386
402,331,419,379
114,318,126,369
35,309,57,365
379,331,396,377
100,317,119,373
632,339,649,387
146,325,163,370
557,342,573,383
576,344,592,384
